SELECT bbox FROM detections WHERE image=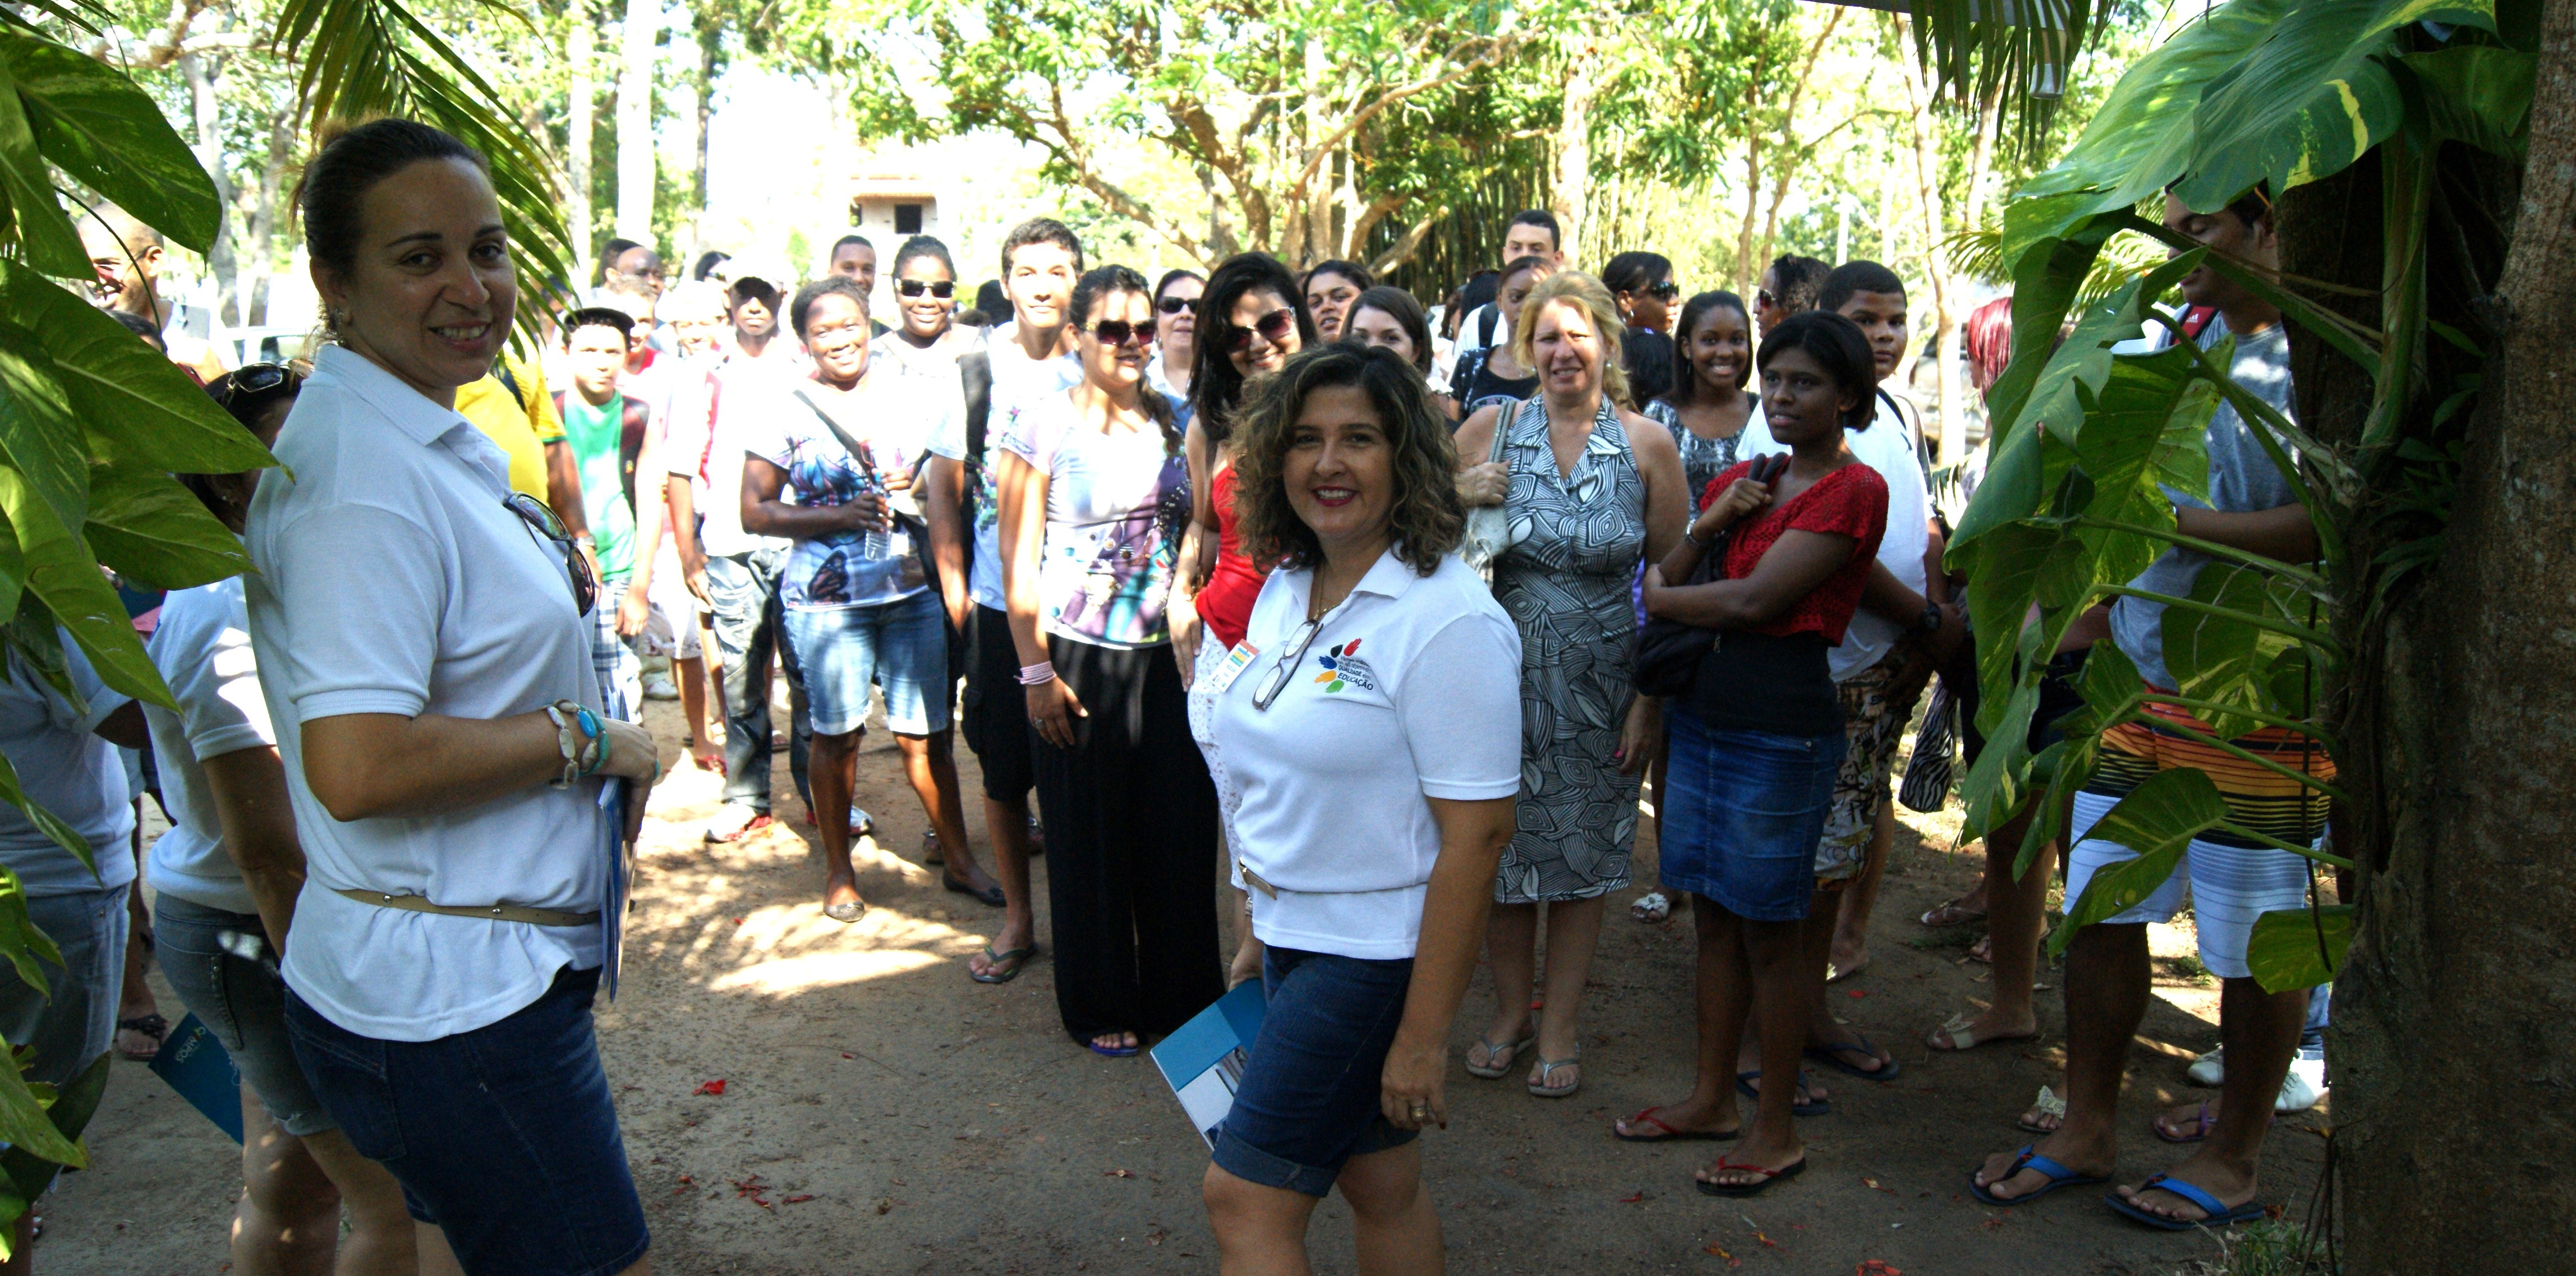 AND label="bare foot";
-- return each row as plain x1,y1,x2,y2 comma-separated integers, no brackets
1925,1006,2037,1052
2113,1154,2260,1224
968,918,1037,980
1088,1030,1140,1054
1695,1135,1803,1191
1613,1097,1739,1140
1974,1132,2113,1203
